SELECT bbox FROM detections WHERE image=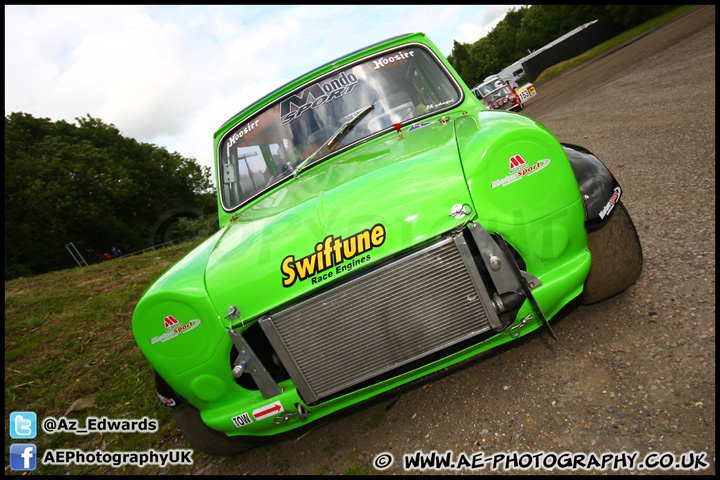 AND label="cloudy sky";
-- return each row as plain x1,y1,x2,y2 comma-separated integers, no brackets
5,5,521,178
